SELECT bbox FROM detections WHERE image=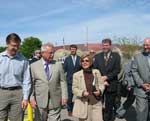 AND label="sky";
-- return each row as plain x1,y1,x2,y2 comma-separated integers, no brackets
0,0,150,46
